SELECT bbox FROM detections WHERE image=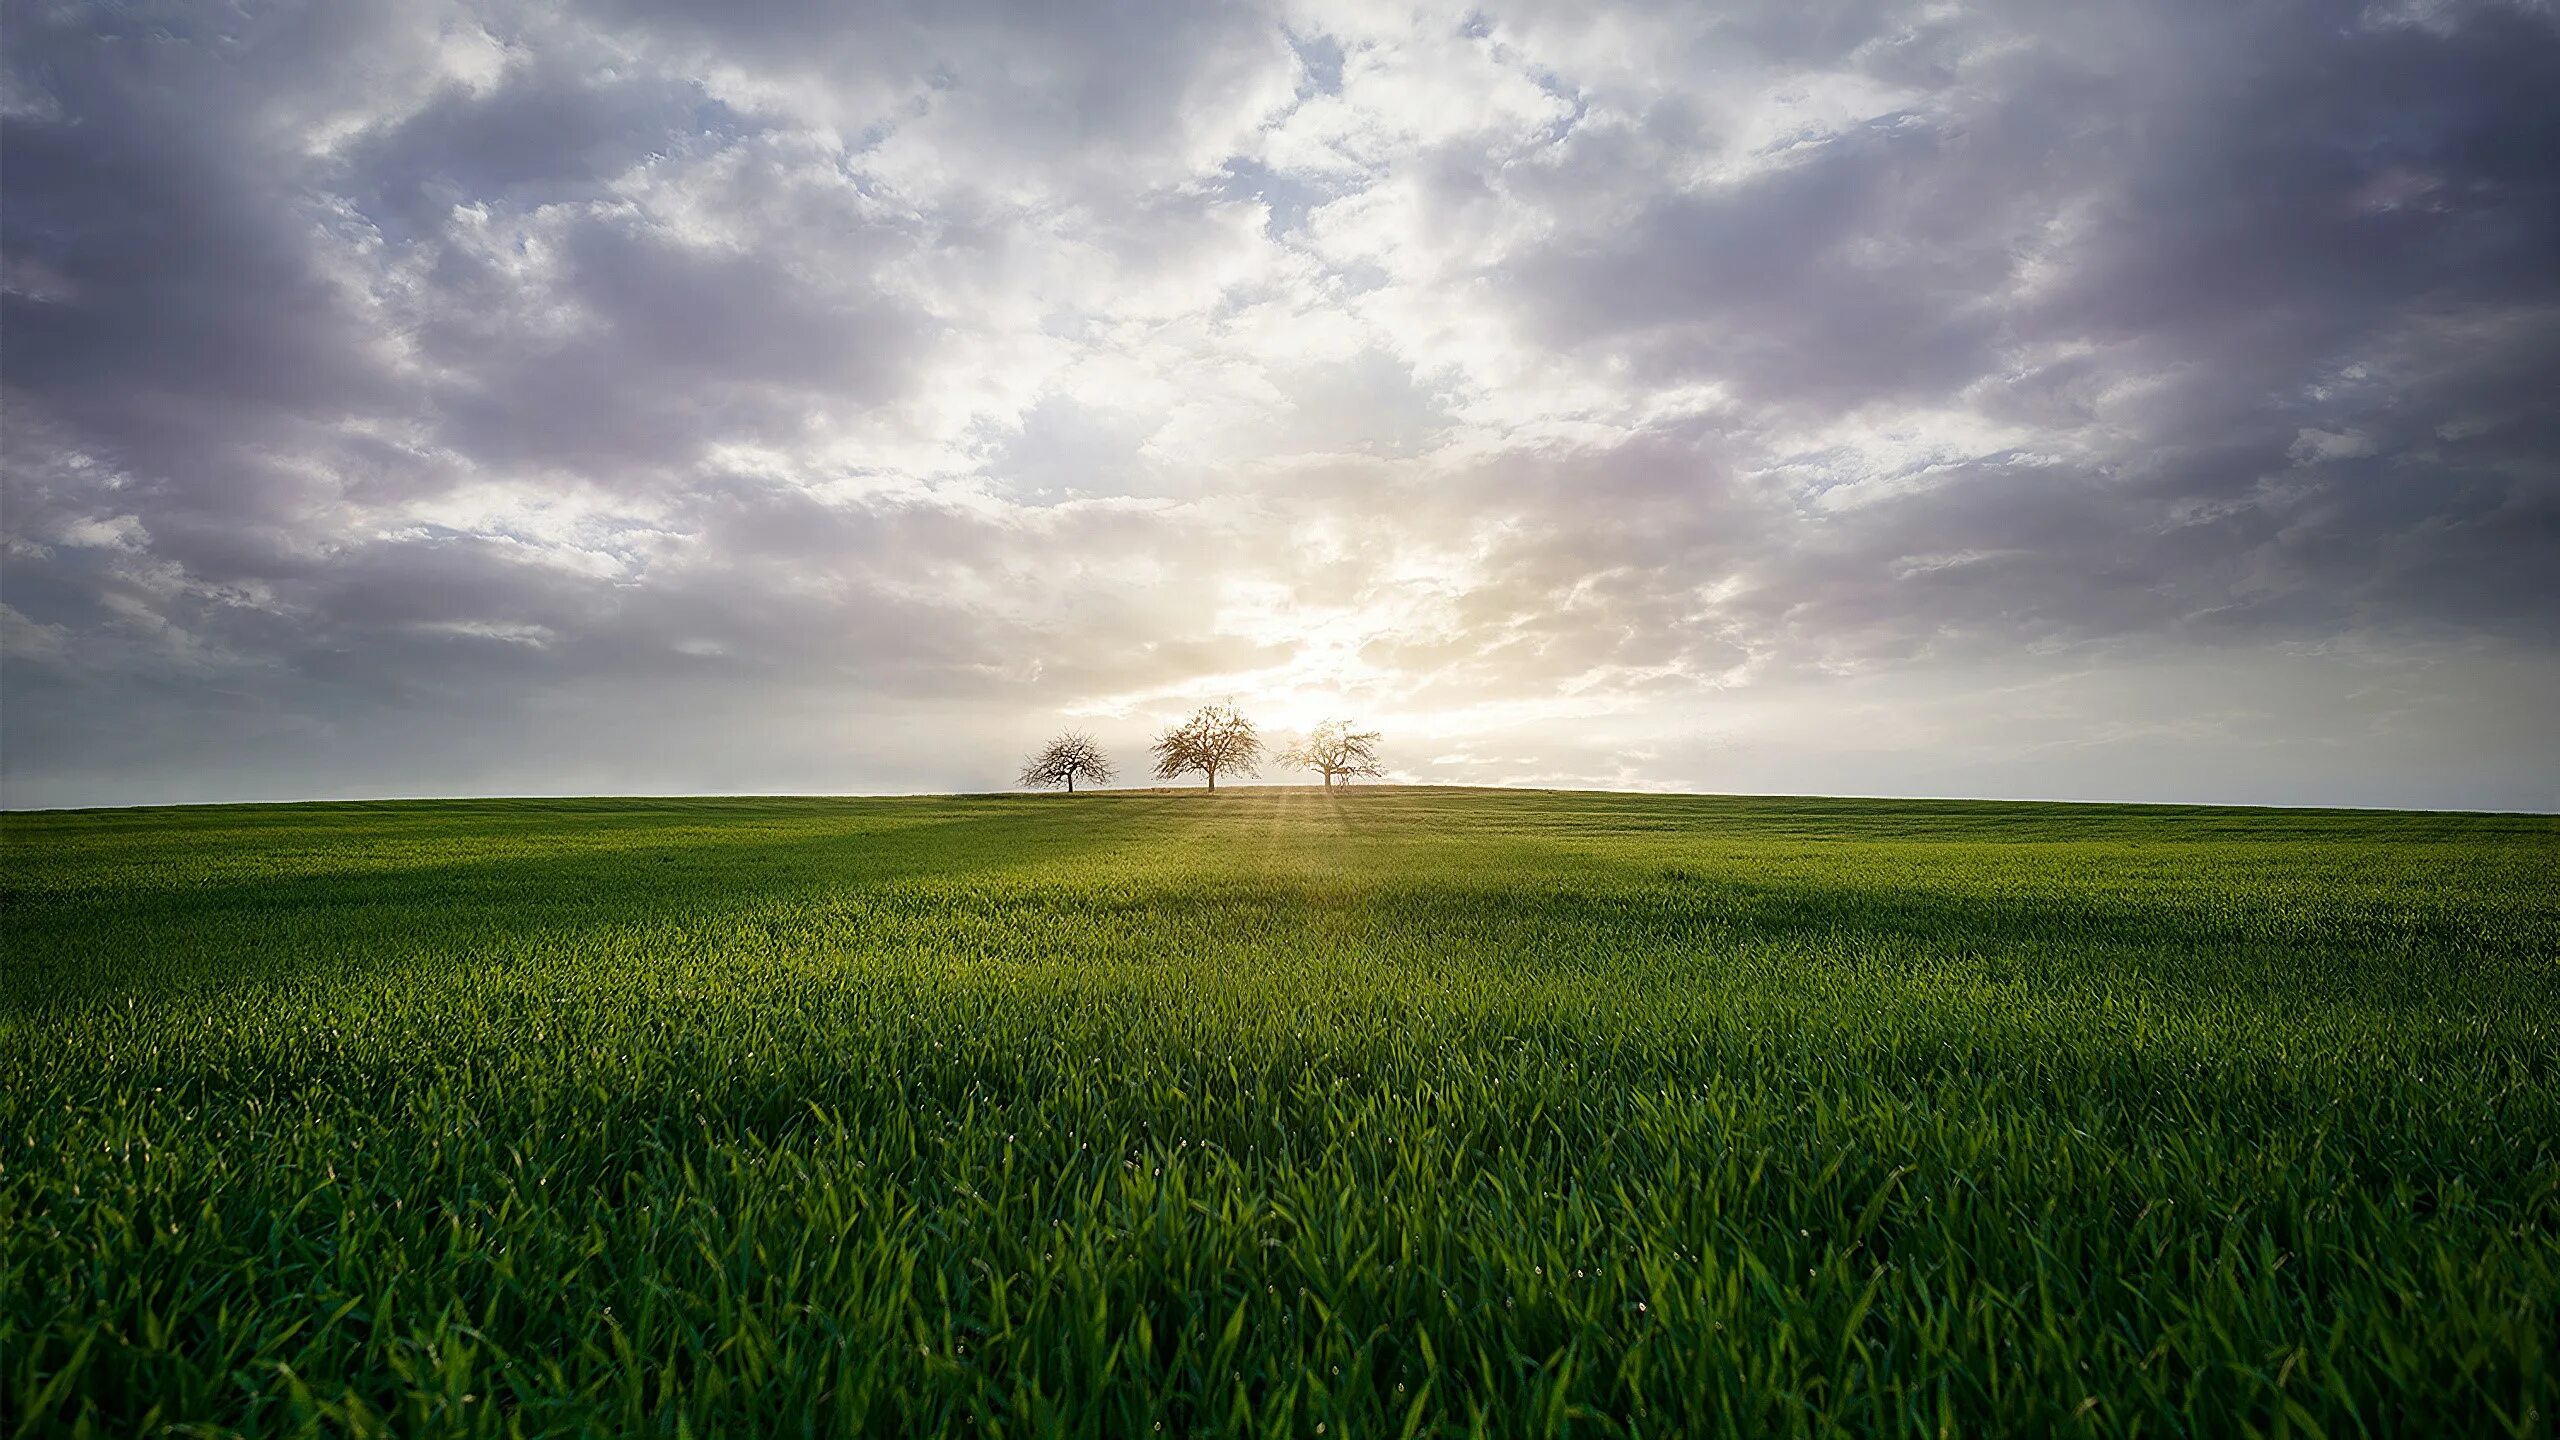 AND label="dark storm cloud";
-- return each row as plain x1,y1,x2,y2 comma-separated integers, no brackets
3,0,2555,808
1504,116,2018,408
422,214,936,474
0,4,401,514
585,0,1293,162
342,62,740,235
1462,0,2560,661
